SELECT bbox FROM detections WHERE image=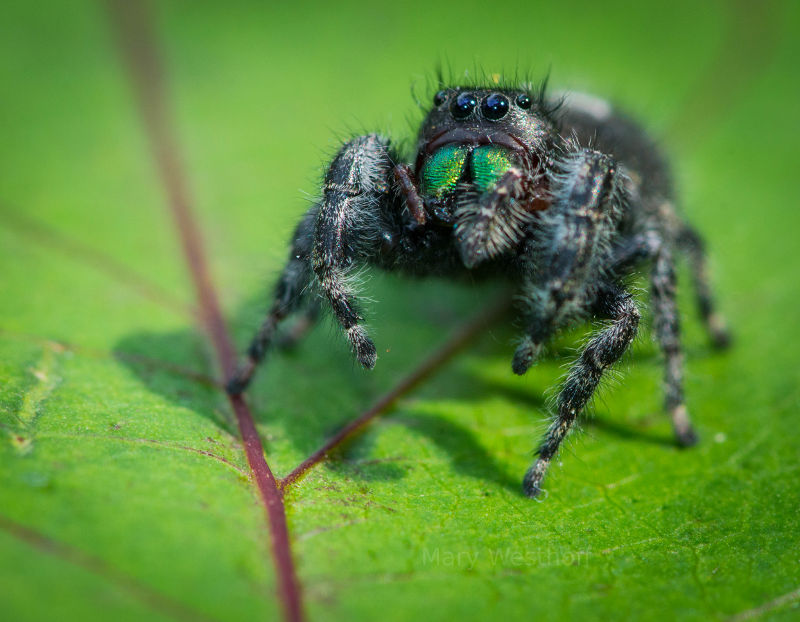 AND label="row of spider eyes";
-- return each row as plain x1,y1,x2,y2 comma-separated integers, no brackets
433,90,532,120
